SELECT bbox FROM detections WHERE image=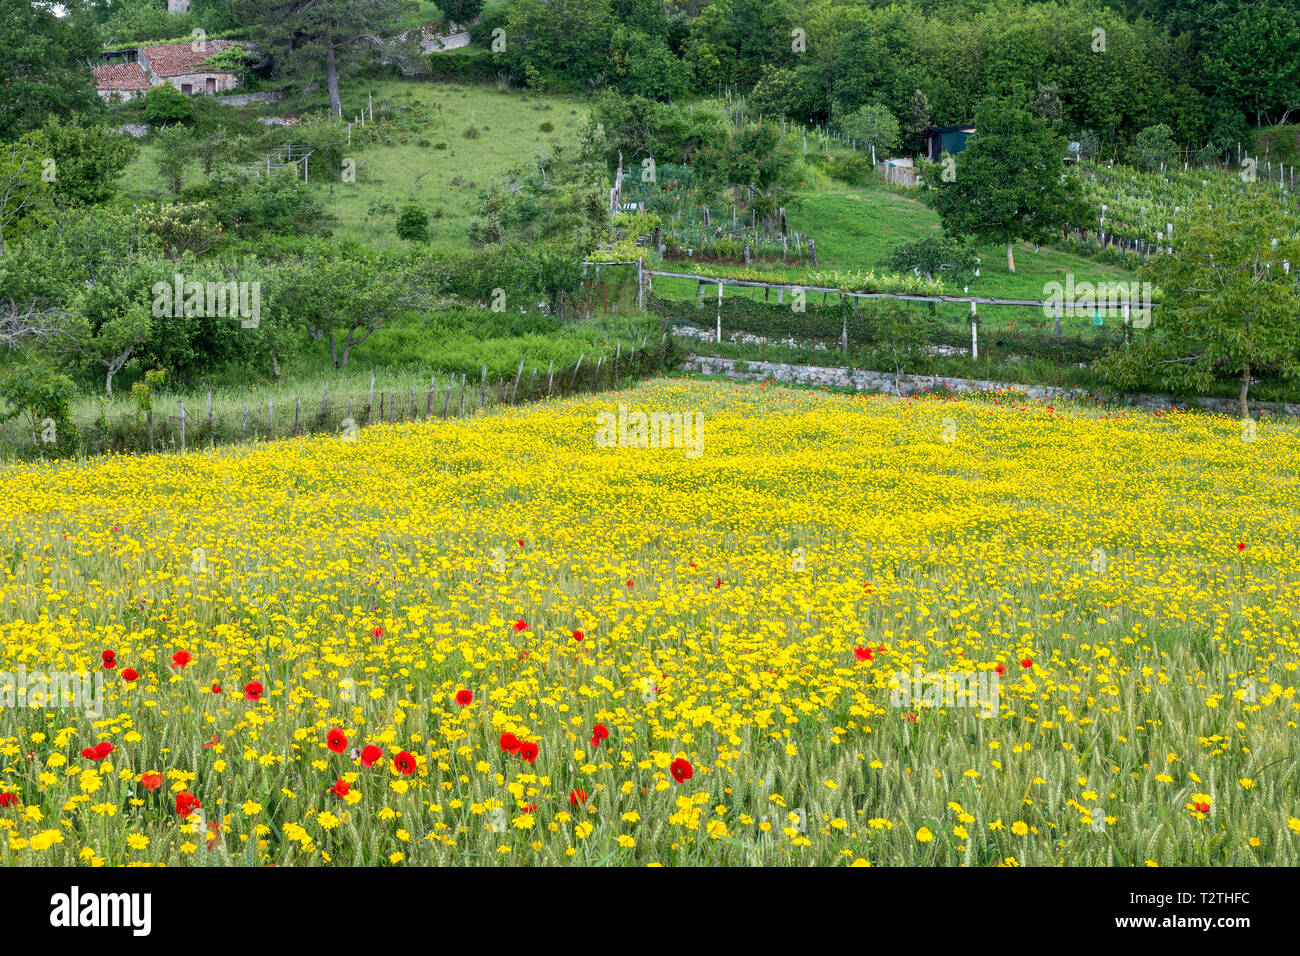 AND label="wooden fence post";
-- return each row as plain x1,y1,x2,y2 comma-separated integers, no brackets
570,353,584,392
443,380,453,419
242,405,247,441
178,400,185,452
427,376,435,416
459,373,466,416
368,374,374,413
268,397,273,437
480,365,486,410
970,302,978,360
547,360,554,397
528,368,536,399
321,381,329,418
512,360,524,404
294,397,301,436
